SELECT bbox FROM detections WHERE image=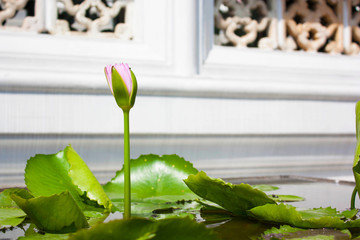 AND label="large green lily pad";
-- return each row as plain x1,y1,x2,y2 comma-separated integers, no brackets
260,225,351,240
69,217,219,240
25,145,111,210
248,203,360,229
103,154,199,202
12,191,89,233
184,171,276,216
